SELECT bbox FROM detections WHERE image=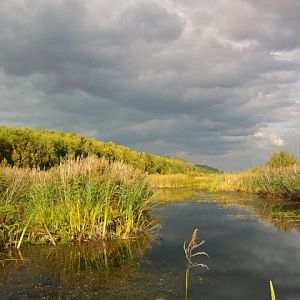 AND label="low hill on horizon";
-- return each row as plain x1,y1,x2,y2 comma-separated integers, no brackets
0,126,216,174
195,164,221,174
